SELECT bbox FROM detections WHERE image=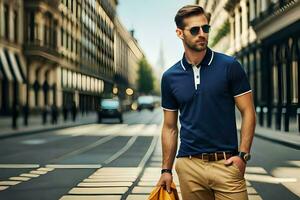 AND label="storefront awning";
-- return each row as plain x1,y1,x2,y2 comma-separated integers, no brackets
7,50,24,83
15,53,27,82
0,47,13,81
